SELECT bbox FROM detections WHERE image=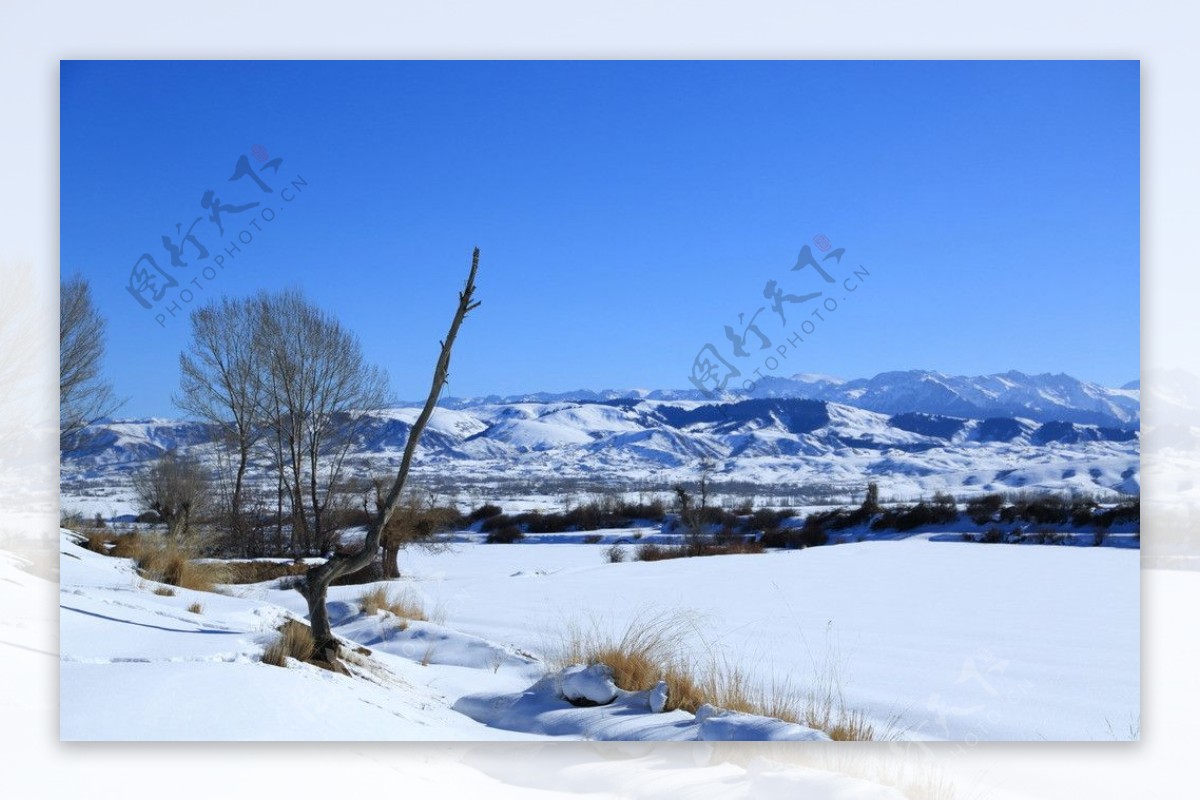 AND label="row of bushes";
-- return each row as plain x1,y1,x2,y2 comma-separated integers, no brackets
475,499,667,536
618,540,766,562
476,491,1138,550
967,526,1127,546
869,493,960,532
966,494,1139,528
